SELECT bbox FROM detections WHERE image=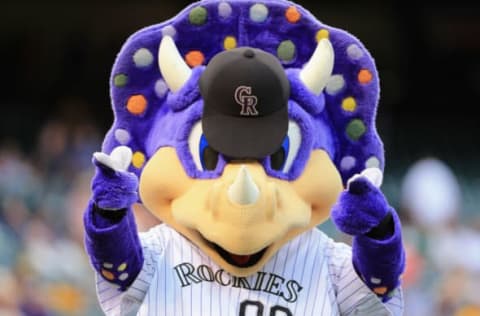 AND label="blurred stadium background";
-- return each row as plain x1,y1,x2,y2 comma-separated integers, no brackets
0,0,479,315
